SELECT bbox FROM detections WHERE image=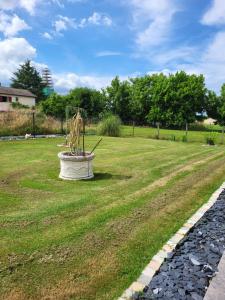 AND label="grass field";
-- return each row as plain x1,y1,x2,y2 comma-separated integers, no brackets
1,137,225,300
121,125,224,144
